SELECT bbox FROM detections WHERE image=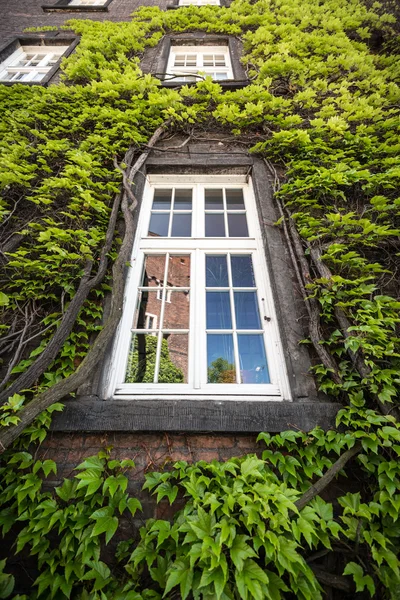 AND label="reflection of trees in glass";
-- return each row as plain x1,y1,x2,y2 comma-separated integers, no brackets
125,335,184,383
208,357,236,383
